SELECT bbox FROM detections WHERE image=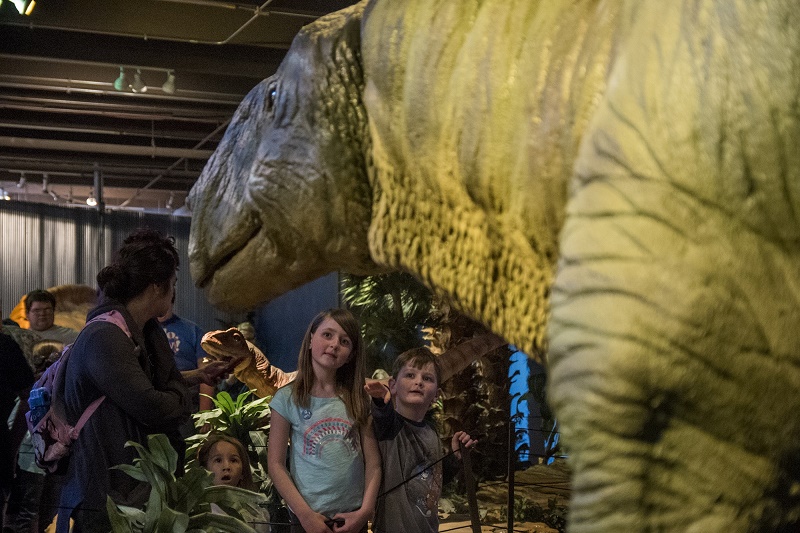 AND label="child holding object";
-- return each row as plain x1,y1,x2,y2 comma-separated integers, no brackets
364,347,477,533
267,309,380,533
